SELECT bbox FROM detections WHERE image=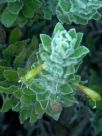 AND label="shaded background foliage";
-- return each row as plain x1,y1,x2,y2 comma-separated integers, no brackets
0,0,102,136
